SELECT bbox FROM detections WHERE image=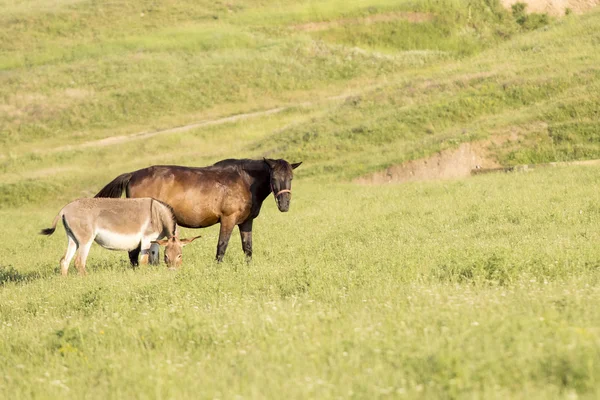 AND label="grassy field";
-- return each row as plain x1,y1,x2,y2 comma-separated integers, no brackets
2,167,600,398
2,0,600,398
